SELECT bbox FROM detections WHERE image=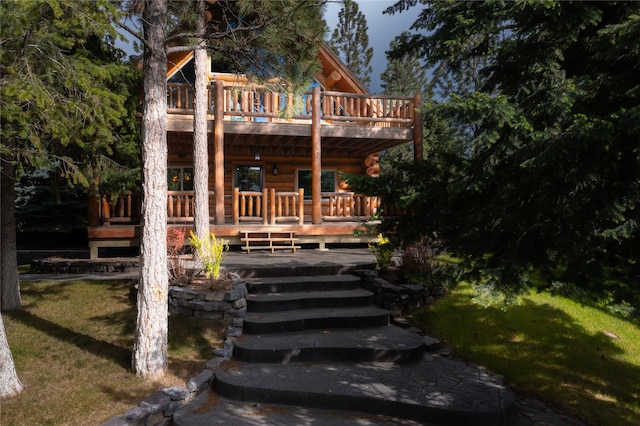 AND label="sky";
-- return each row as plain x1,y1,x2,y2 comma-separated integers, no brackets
324,0,418,93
